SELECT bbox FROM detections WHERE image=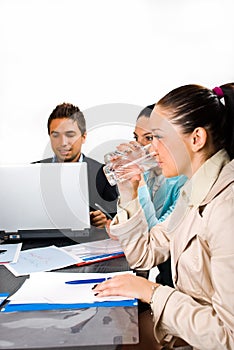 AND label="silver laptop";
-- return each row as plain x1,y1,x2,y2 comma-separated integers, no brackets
0,163,90,239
